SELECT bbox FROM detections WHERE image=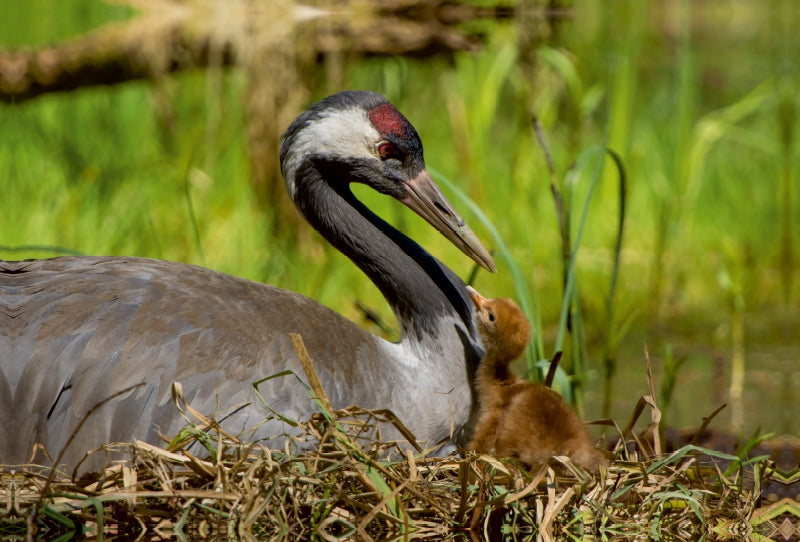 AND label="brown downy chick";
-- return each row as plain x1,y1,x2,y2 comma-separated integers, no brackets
467,286,604,471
